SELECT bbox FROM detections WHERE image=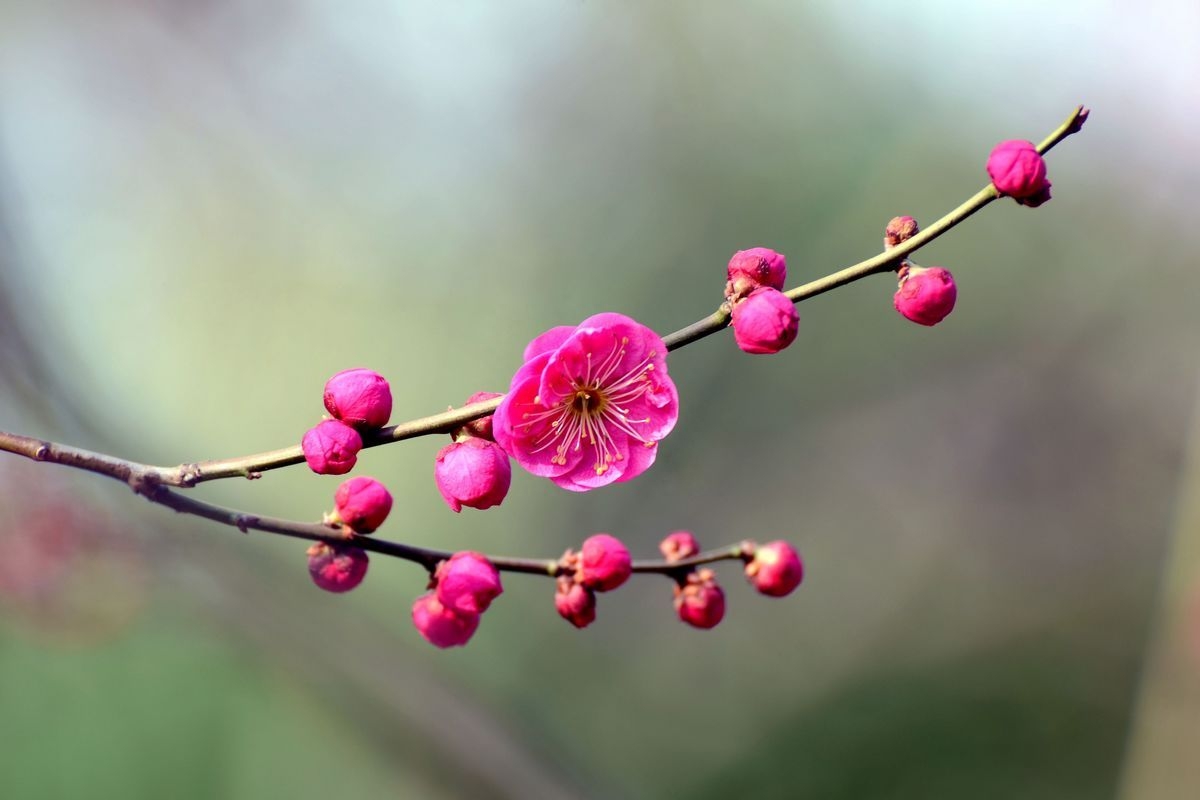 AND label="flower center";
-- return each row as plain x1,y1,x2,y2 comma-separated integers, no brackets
521,337,659,475
570,387,607,416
